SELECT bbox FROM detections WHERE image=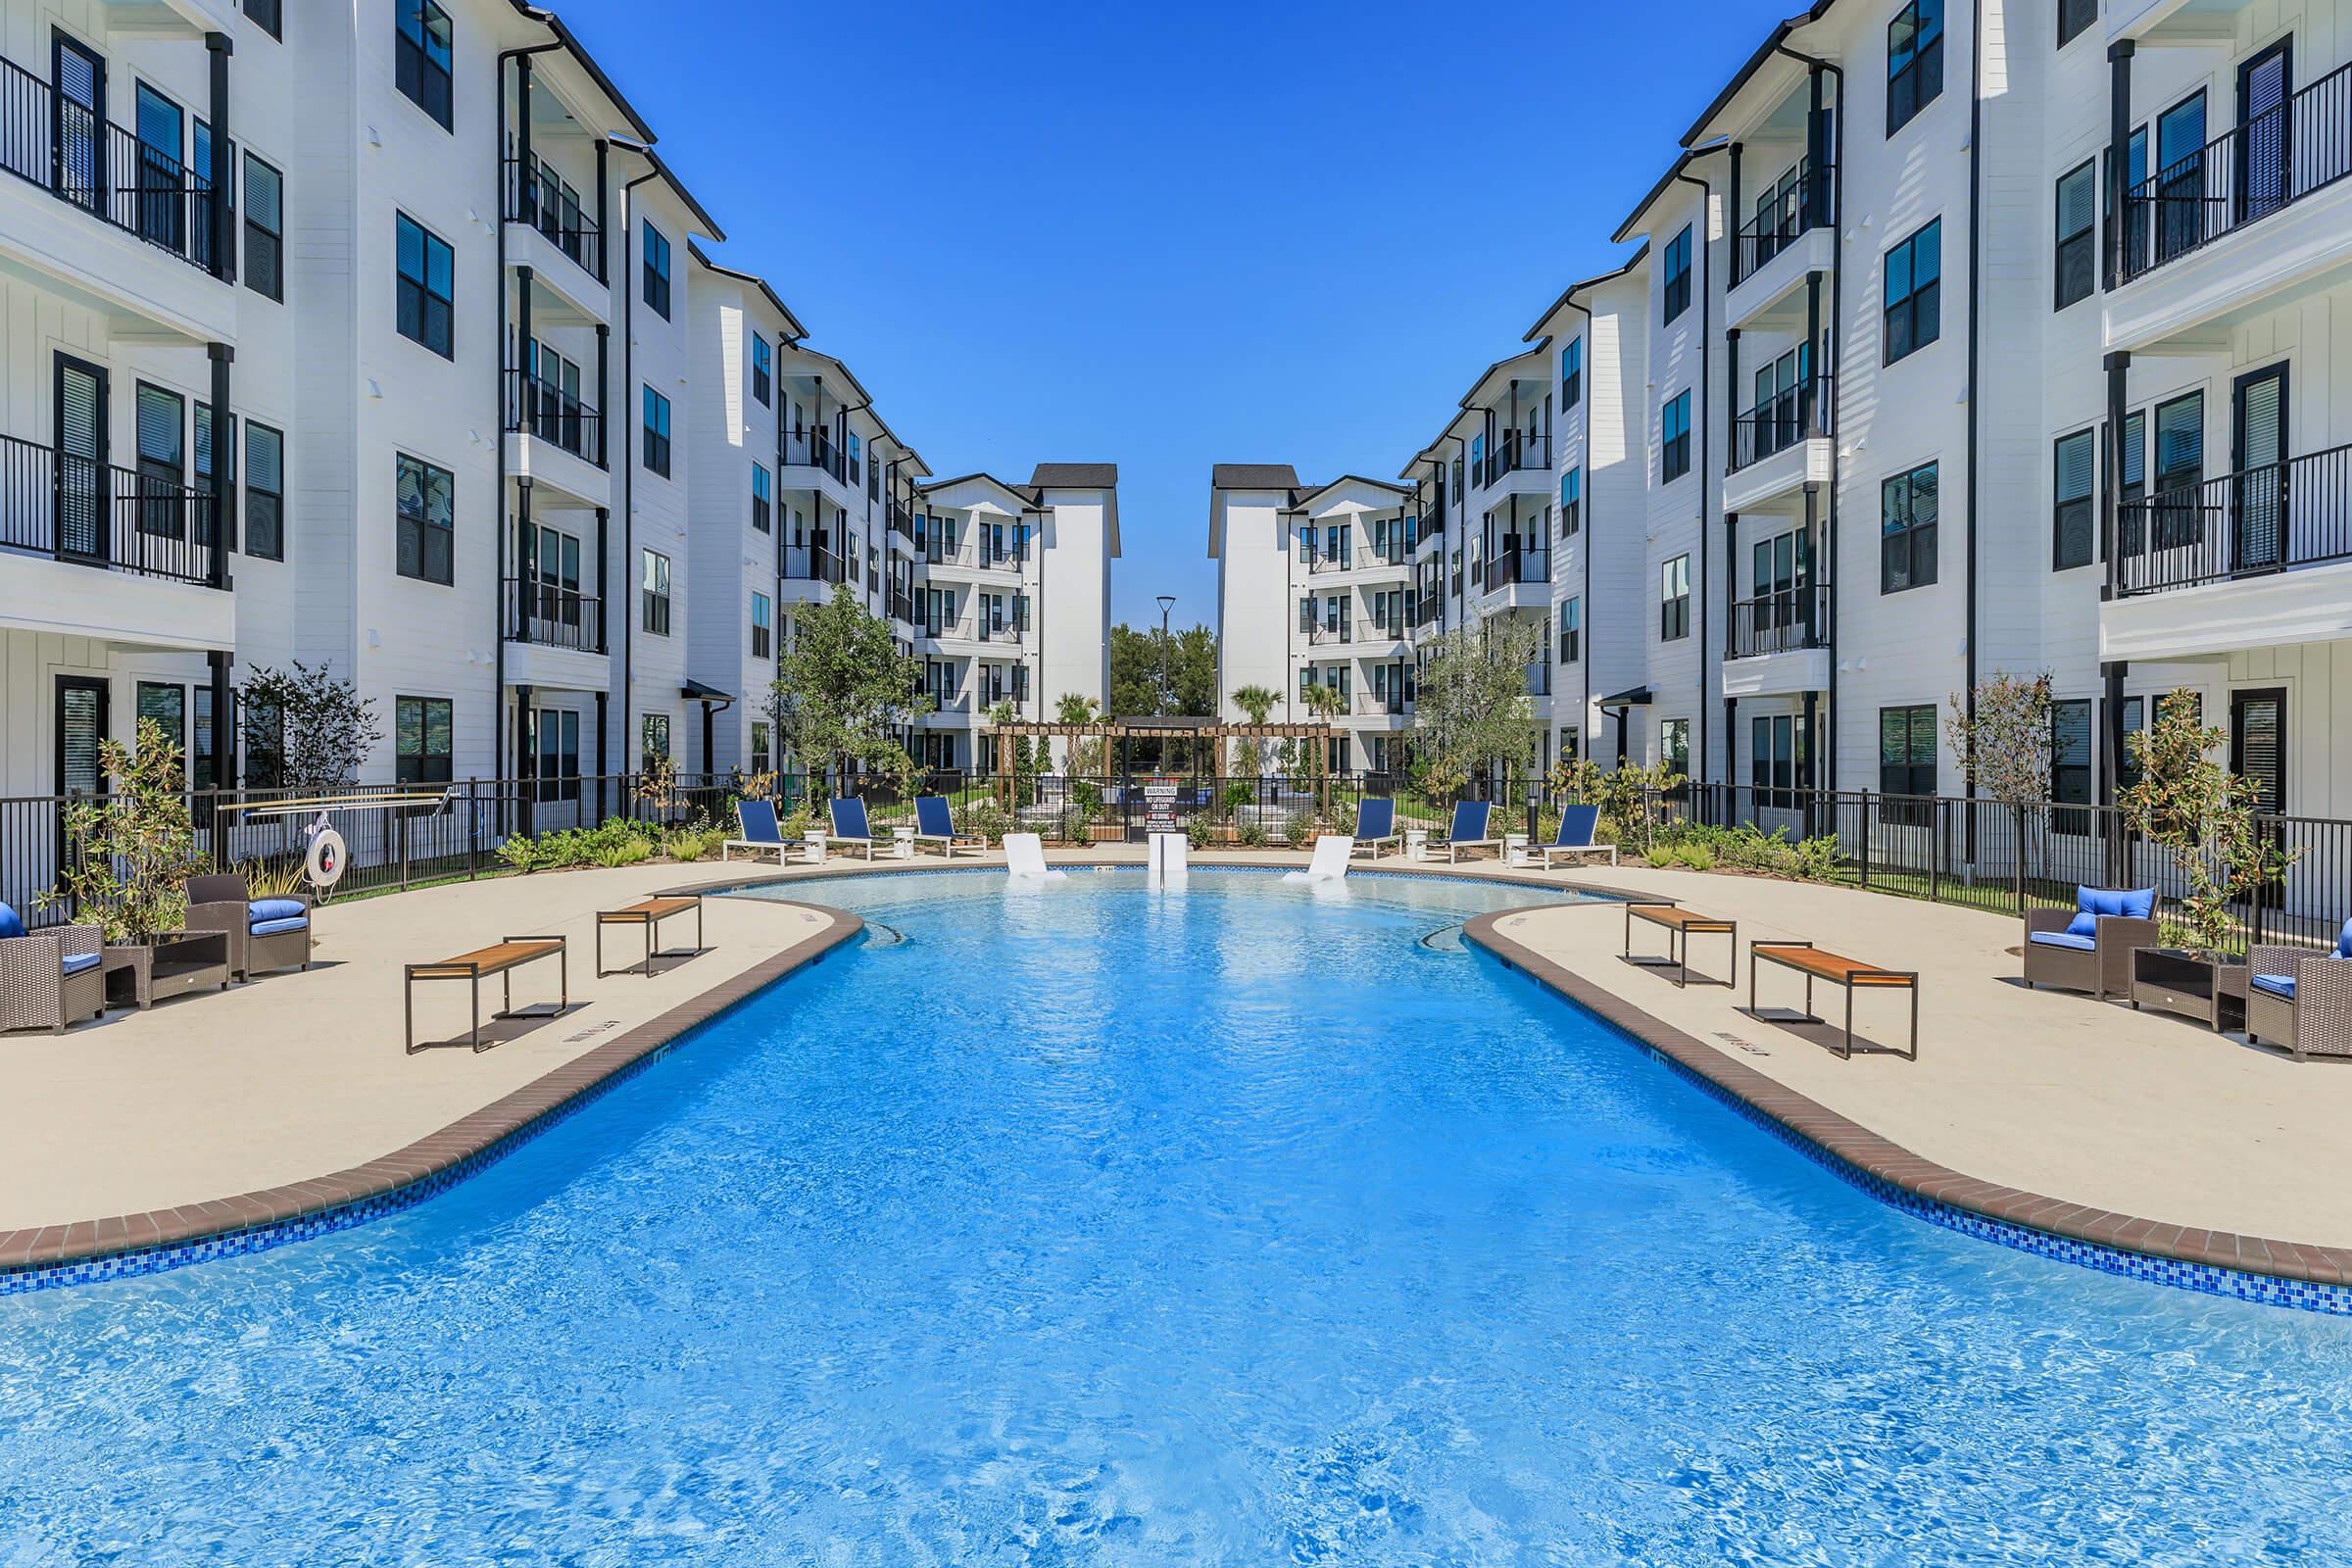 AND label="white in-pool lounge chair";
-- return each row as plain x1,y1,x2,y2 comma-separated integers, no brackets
1348,799,1401,860
1285,835,1352,883
723,799,790,863
1004,832,1067,881
1436,800,1499,862
826,798,879,860
912,795,984,858
1536,804,1618,869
